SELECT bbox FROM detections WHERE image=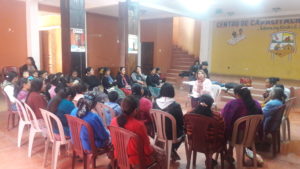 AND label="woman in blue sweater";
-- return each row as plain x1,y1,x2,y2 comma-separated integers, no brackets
70,91,110,151
262,87,286,131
